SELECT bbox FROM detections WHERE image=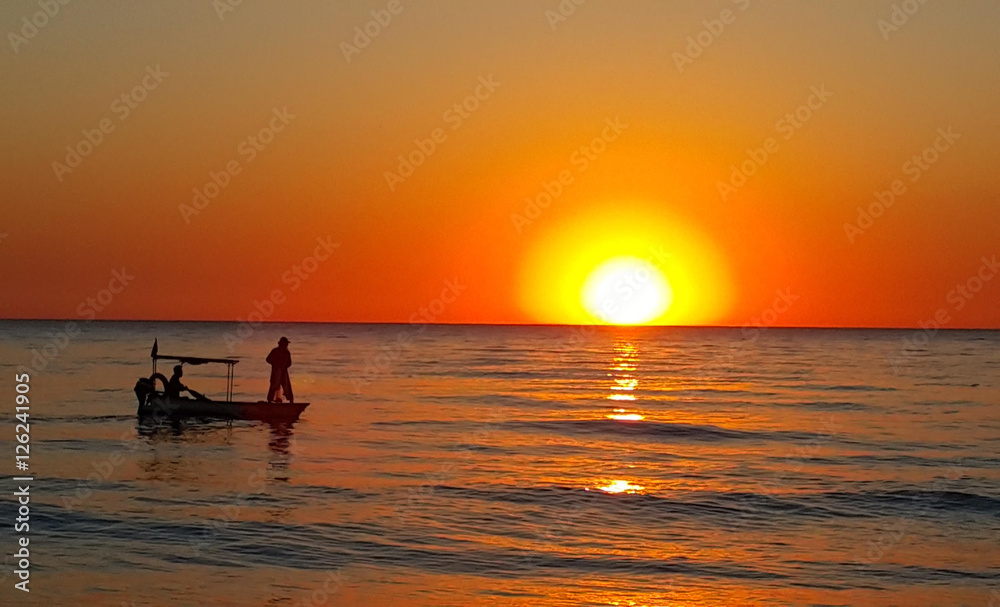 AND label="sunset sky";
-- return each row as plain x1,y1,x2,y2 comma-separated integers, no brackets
2,0,998,328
